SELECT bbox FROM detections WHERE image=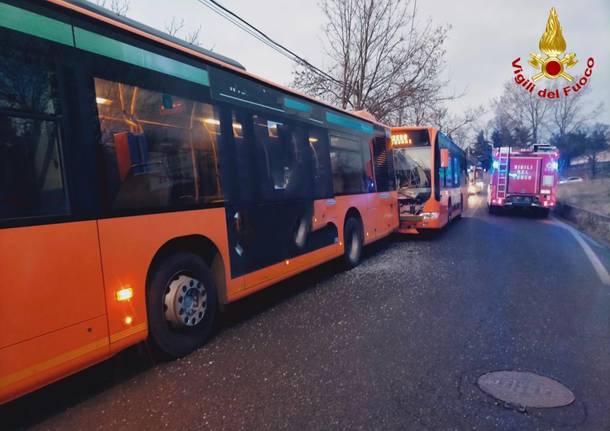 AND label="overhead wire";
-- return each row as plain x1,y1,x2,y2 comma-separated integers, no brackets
193,0,341,84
